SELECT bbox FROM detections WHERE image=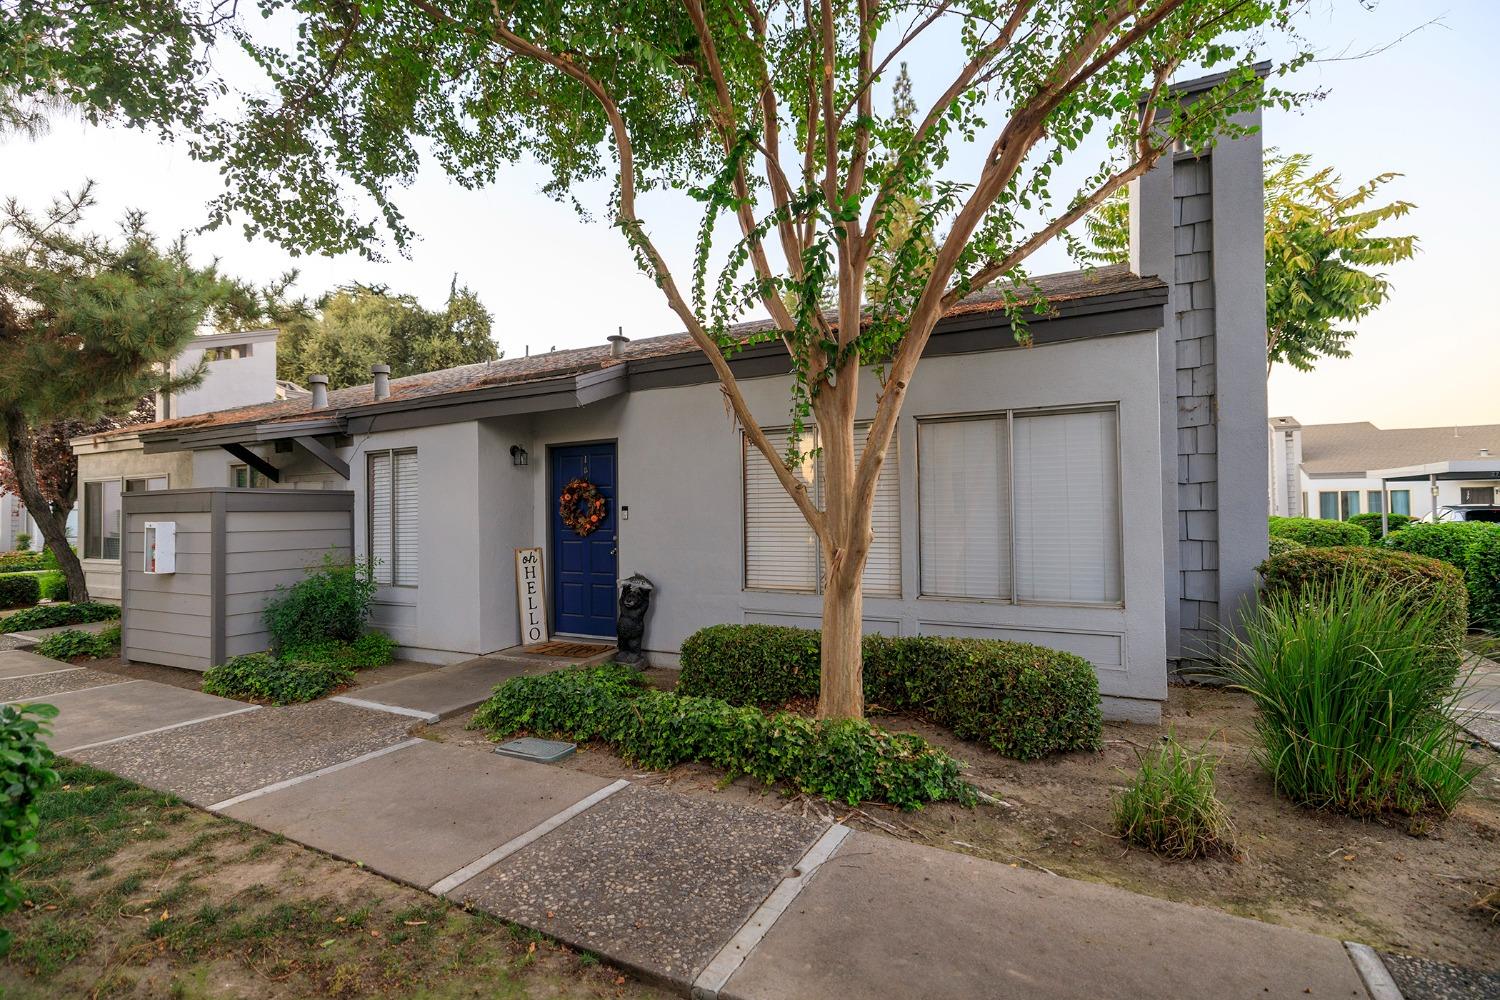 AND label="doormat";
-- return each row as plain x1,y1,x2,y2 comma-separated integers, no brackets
526,640,613,657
